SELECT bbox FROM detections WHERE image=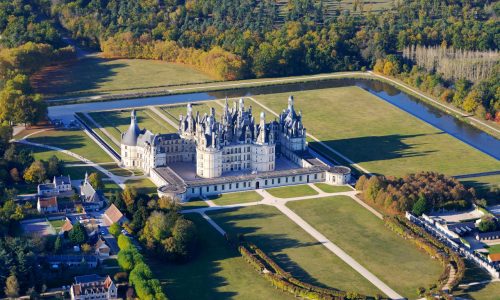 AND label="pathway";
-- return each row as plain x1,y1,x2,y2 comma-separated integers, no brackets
82,112,121,146
182,188,403,299
248,96,372,175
